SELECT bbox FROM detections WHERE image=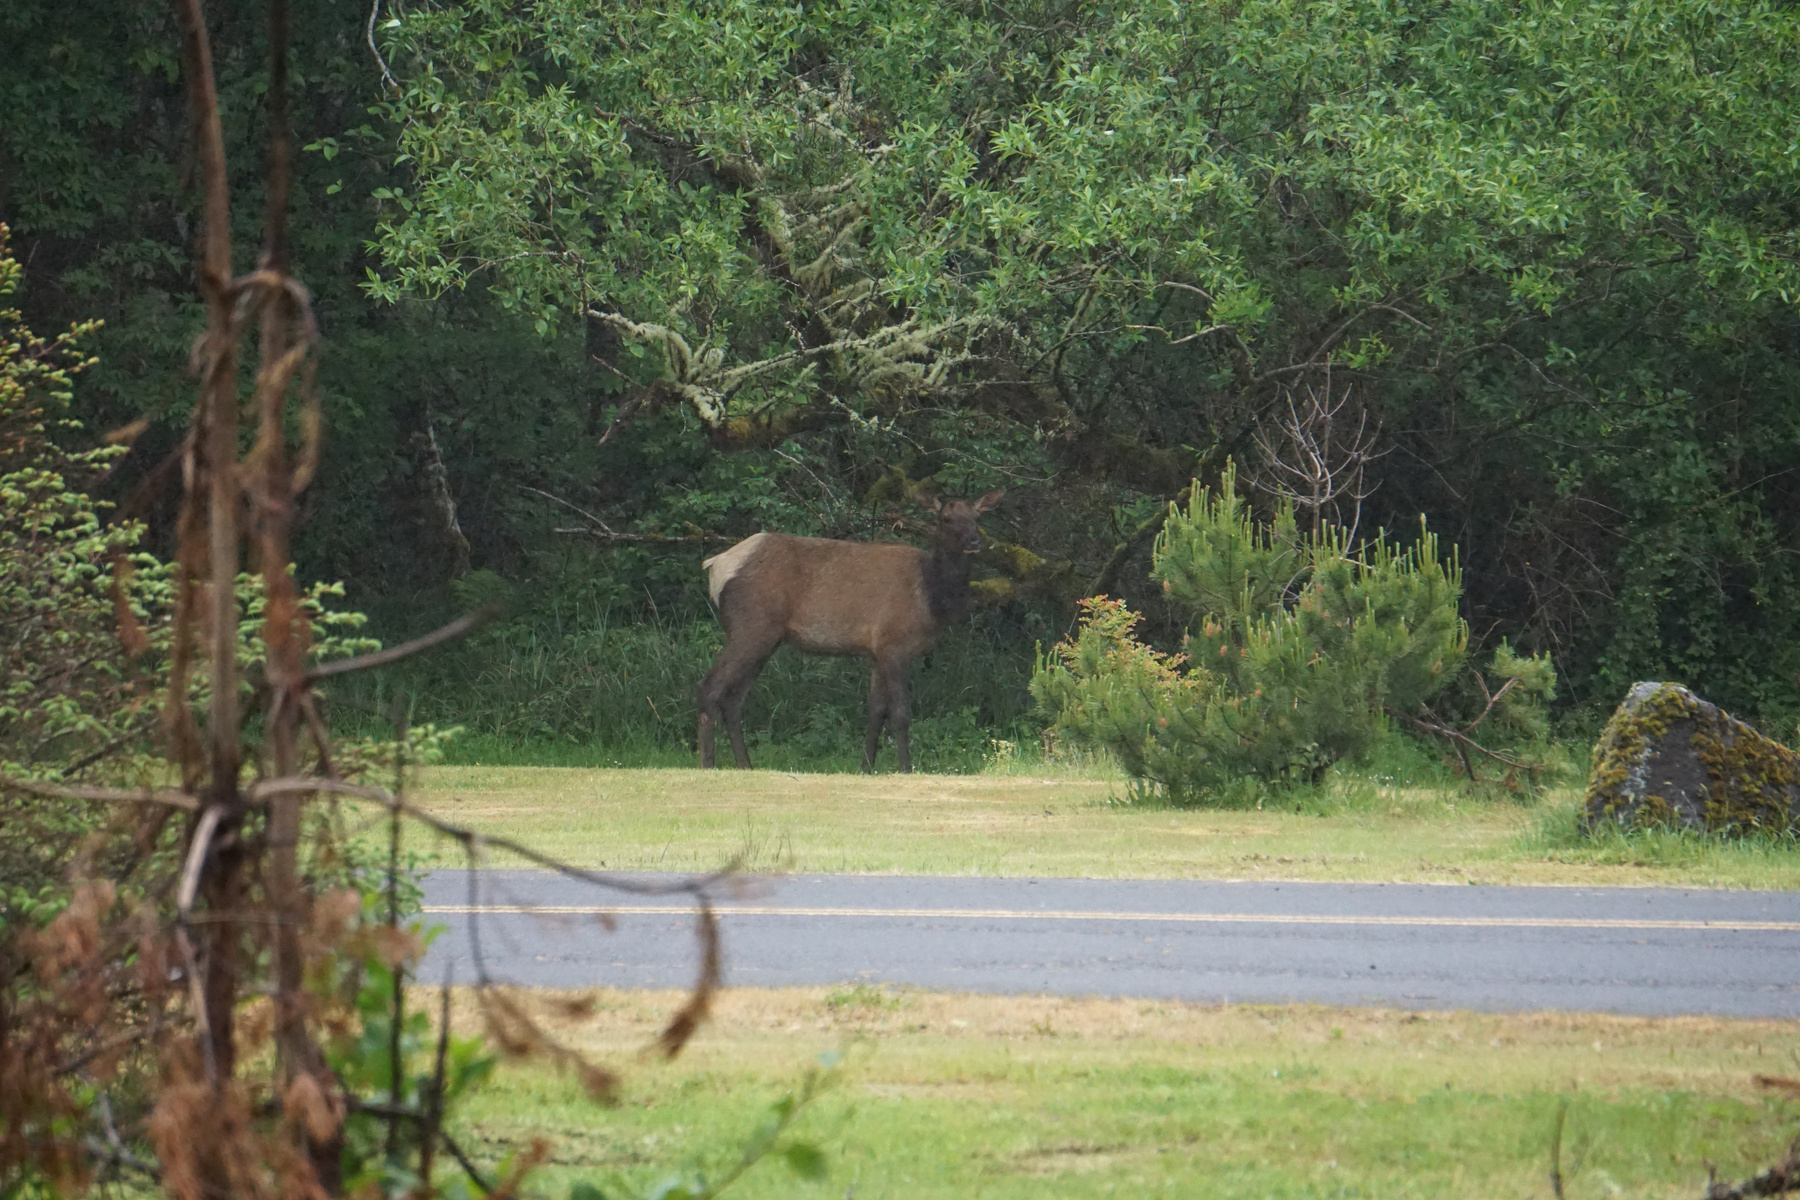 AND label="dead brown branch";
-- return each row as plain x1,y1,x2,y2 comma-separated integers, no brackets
0,5,727,1194
655,902,721,1058
1461,673,1522,736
